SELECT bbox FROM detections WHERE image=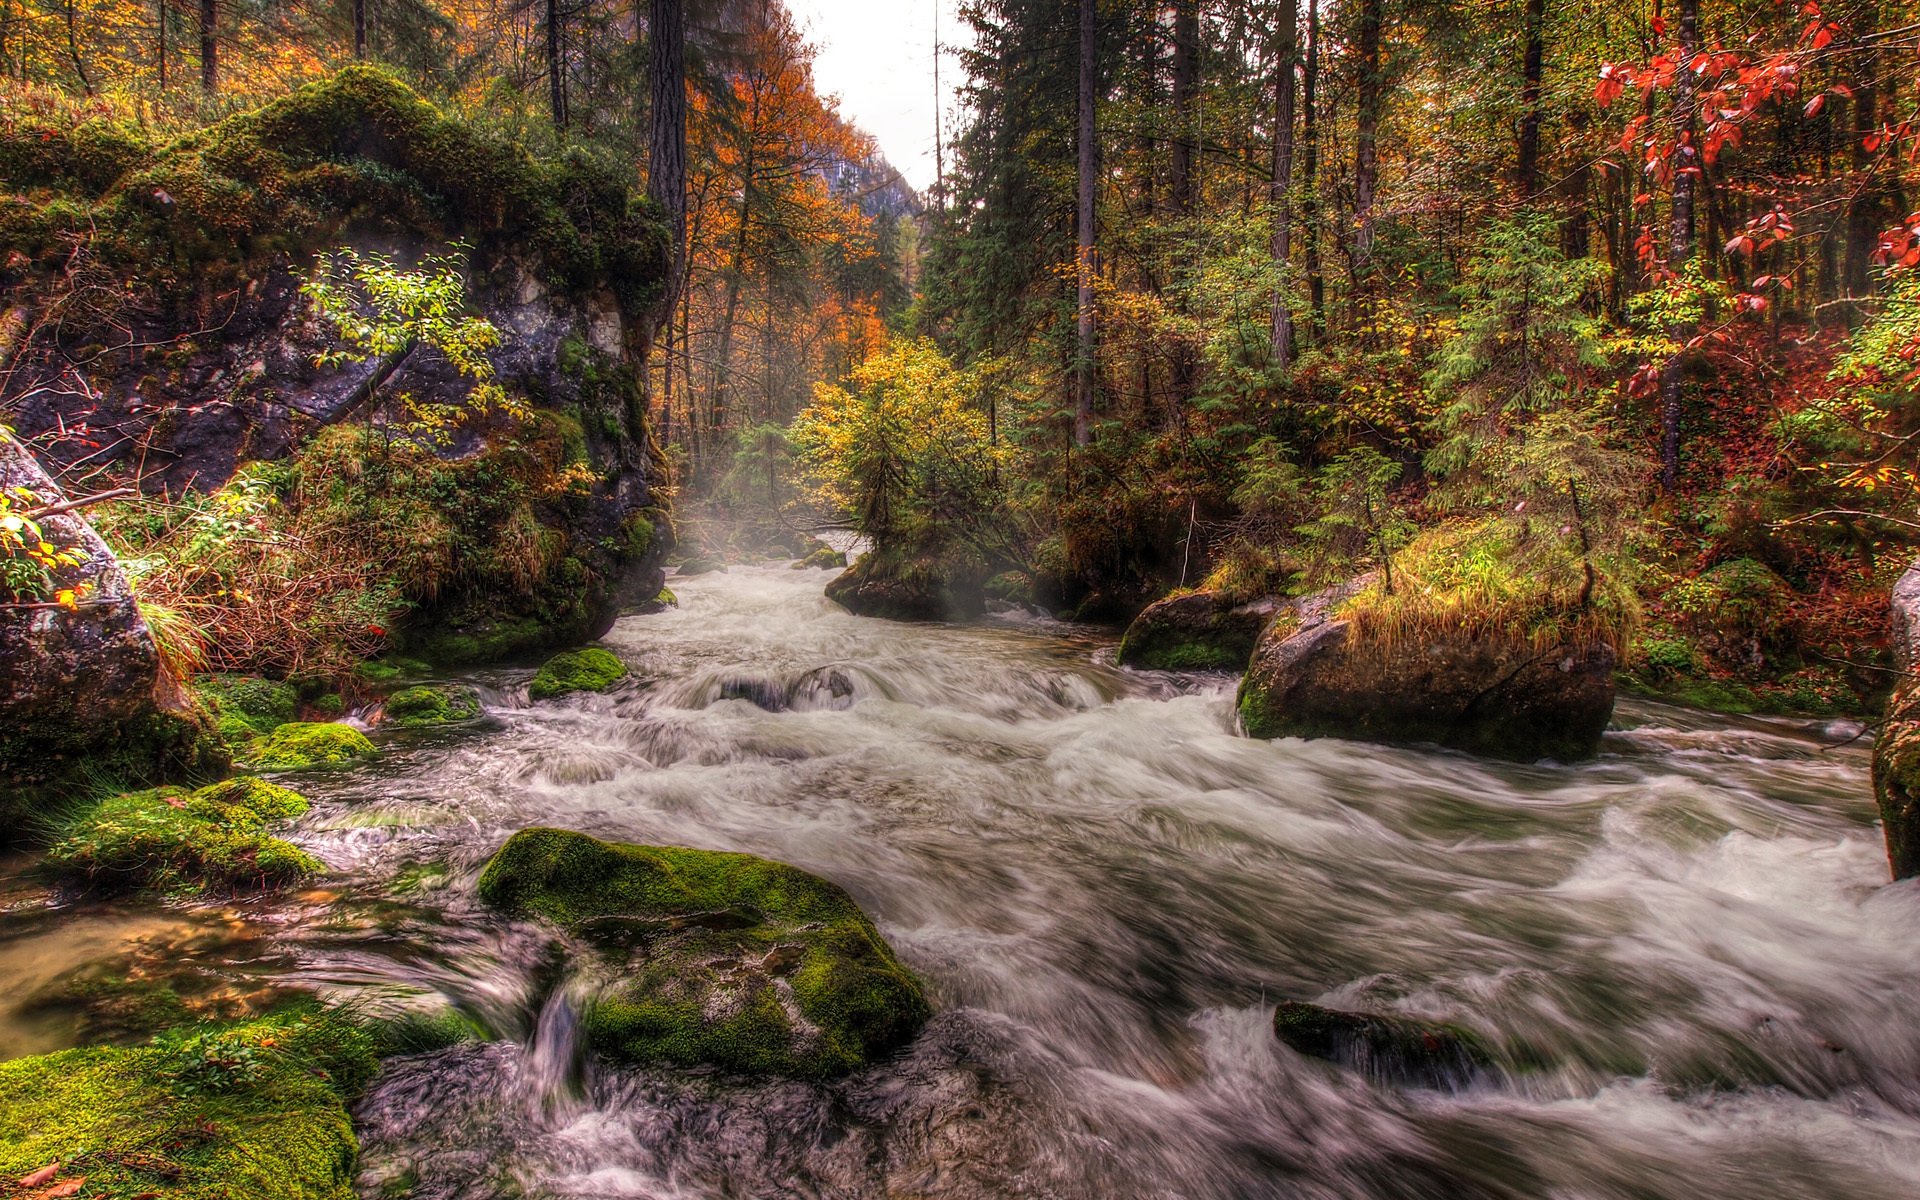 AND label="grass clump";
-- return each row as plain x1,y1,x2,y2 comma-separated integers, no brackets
43,778,320,895
1339,519,1638,654
250,723,376,770
477,827,930,1079
0,1006,374,1200
528,647,627,700
382,685,482,727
